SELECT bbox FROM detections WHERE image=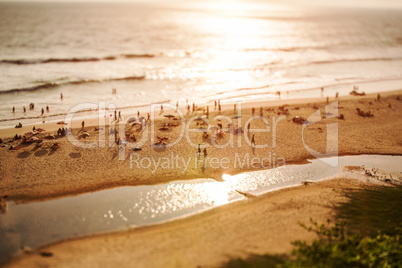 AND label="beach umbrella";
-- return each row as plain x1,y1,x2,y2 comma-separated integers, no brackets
127,117,136,123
